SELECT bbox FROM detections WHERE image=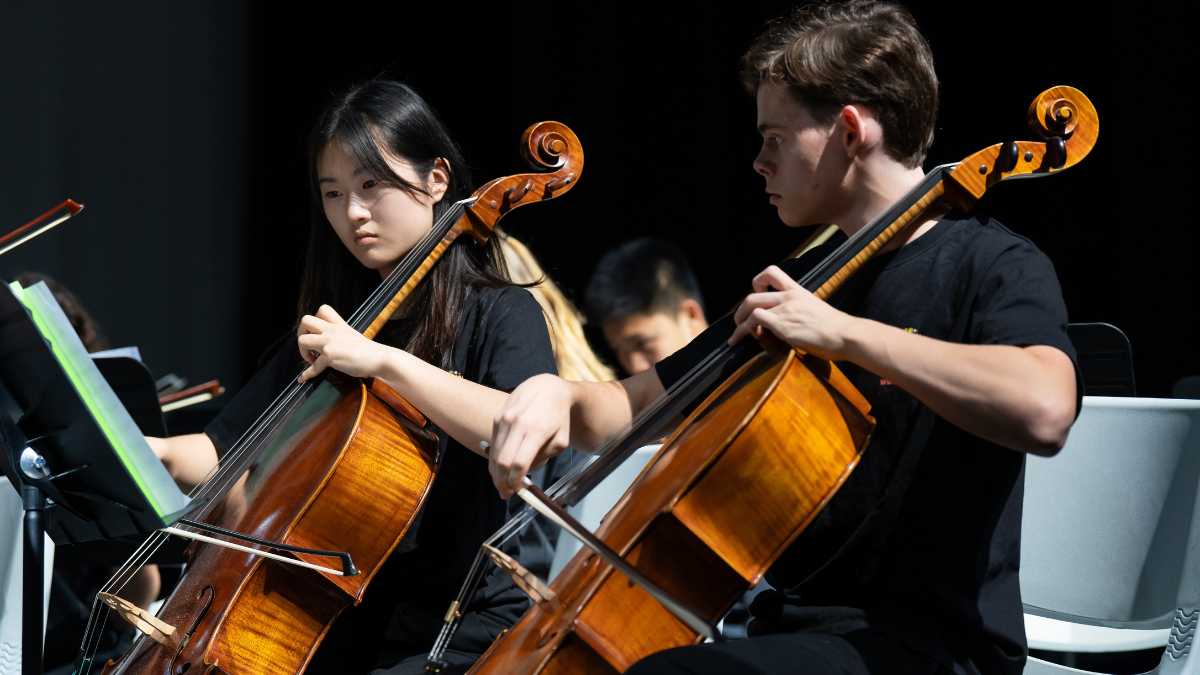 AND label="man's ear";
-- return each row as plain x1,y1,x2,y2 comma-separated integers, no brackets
837,105,879,159
678,298,707,335
427,157,451,204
